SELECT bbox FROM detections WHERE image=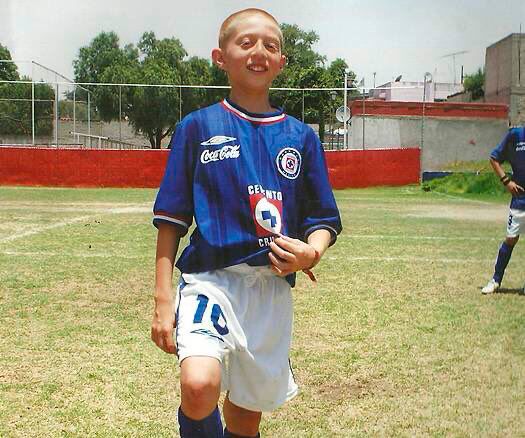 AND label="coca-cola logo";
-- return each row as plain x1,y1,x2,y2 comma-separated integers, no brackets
200,145,240,164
